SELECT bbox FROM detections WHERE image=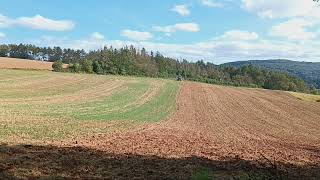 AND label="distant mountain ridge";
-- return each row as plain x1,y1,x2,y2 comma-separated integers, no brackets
221,59,320,89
